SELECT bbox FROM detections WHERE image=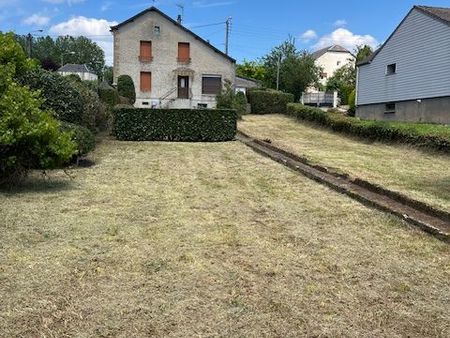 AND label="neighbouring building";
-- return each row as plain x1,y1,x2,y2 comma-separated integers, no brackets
57,64,98,81
235,76,260,94
356,5,450,124
312,45,355,86
110,7,236,109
